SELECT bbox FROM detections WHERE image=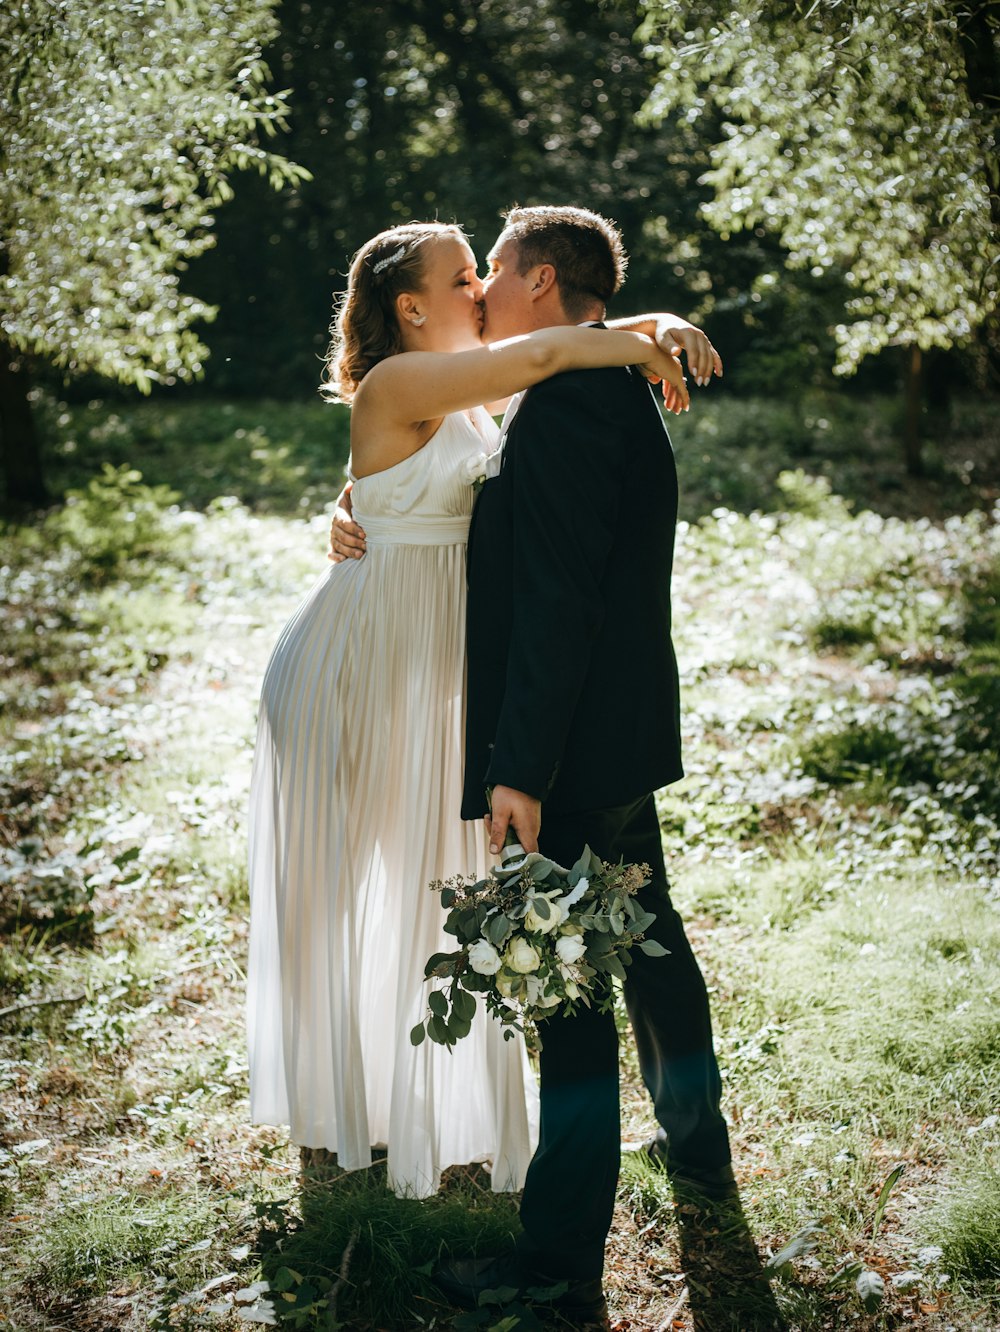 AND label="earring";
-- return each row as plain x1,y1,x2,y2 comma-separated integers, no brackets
410,314,426,327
